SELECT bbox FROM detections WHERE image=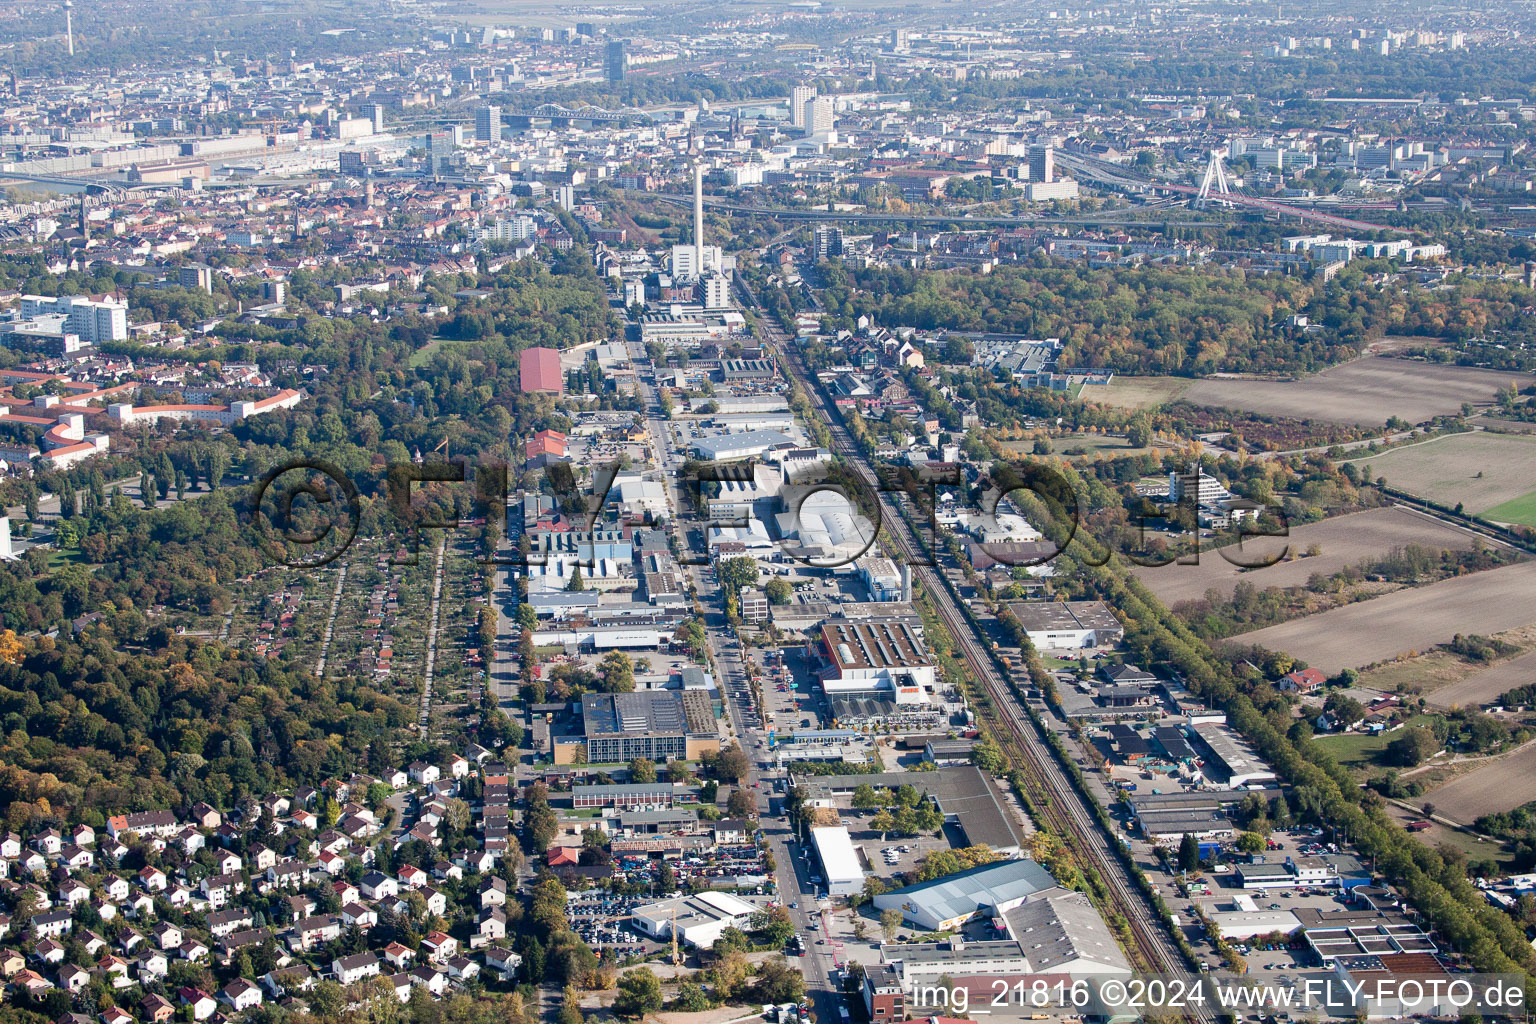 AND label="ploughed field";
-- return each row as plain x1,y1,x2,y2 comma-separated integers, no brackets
1138,506,1484,607
1225,561,1536,673
1097,356,1525,425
